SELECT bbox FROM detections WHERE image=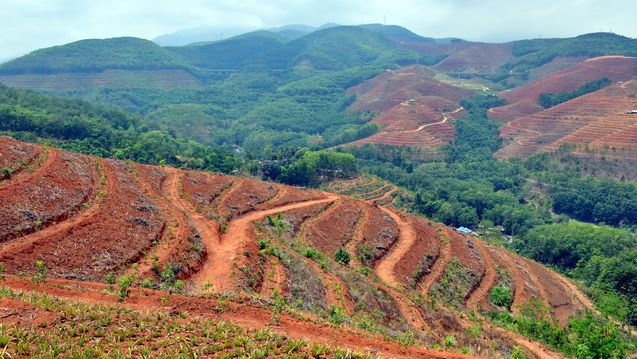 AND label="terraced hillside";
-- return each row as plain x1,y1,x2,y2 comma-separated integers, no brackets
490,56,637,122
0,136,594,358
495,79,637,159
345,66,471,151
321,174,411,208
